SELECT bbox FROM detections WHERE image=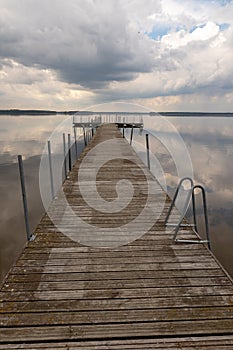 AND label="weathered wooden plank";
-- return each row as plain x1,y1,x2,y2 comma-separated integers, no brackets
9,261,220,275
6,268,225,283
20,250,211,260
19,246,210,258
1,319,233,343
1,336,233,349
2,276,230,292
1,306,233,327
0,344,173,350
15,255,216,267
23,244,209,252
31,234,198,242
26,240,203,248
1,295,233,313
1,285,233,302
